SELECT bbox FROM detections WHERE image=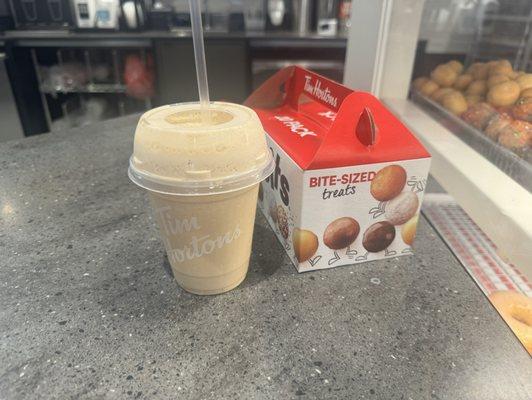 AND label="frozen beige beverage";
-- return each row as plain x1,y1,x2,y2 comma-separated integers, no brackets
129,102,274,295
